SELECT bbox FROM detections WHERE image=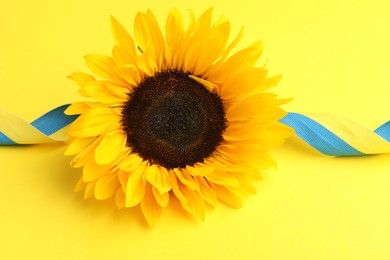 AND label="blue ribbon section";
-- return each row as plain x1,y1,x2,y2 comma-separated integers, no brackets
31,105,78,136
0,131,14,145
374,121,390,142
